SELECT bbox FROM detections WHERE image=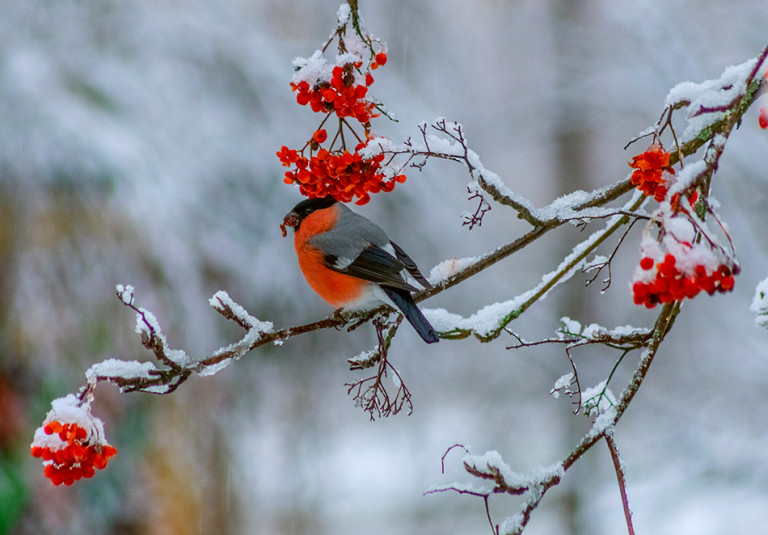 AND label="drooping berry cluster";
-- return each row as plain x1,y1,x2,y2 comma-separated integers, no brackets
630,195,740,309
31,420,117,486
278,139,405,204
632,253,736,308
278,10,403,205
30,394,117,486
629,146,675,201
